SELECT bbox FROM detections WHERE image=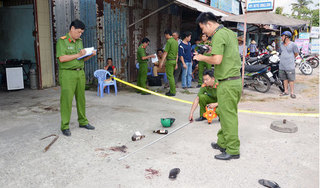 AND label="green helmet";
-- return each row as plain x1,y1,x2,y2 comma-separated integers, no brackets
161,118,175,127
